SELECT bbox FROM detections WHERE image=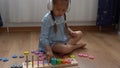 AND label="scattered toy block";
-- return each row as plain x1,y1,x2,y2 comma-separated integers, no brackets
89,55,95,59
3,57,9,62
12,54,18,58
69,55,75,58
19,55,24,58
0,58,2,61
